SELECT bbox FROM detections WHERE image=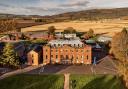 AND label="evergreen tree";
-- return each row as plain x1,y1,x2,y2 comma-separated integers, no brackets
0,53,3,66
2,43,20,67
